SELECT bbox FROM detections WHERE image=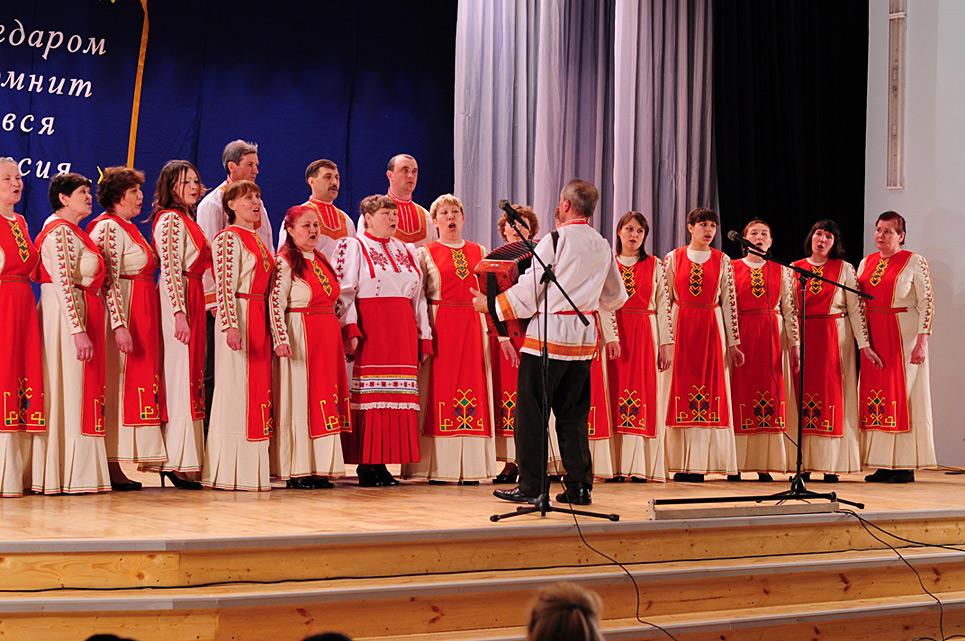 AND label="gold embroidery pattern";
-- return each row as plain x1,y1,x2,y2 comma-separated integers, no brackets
8,219,29,262
620,264,636,297
674,385,720,424
500,392,516,433
311,260,333,296
750,267,765,299
618,389,643,430
749,390,782,429
862,389,895,429
451,248,470,280
450,390,479,430
688,262,703,297
808,264,824,295
869,257,889,287
253,235,271,273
